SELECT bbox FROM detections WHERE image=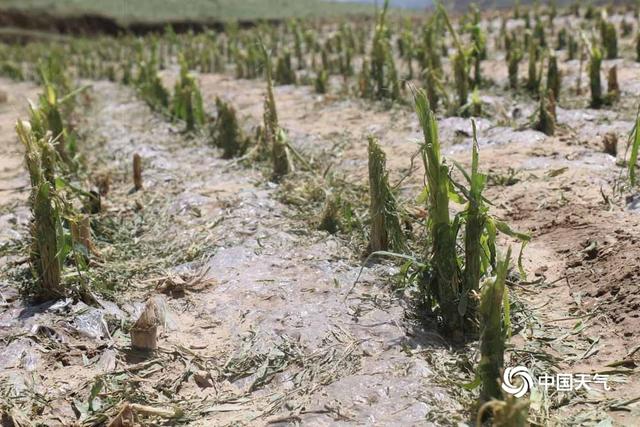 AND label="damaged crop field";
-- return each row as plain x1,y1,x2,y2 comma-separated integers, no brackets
1,0,640,425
